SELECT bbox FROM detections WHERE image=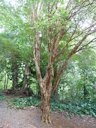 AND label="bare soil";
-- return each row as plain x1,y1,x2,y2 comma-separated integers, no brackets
0,100,96,128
